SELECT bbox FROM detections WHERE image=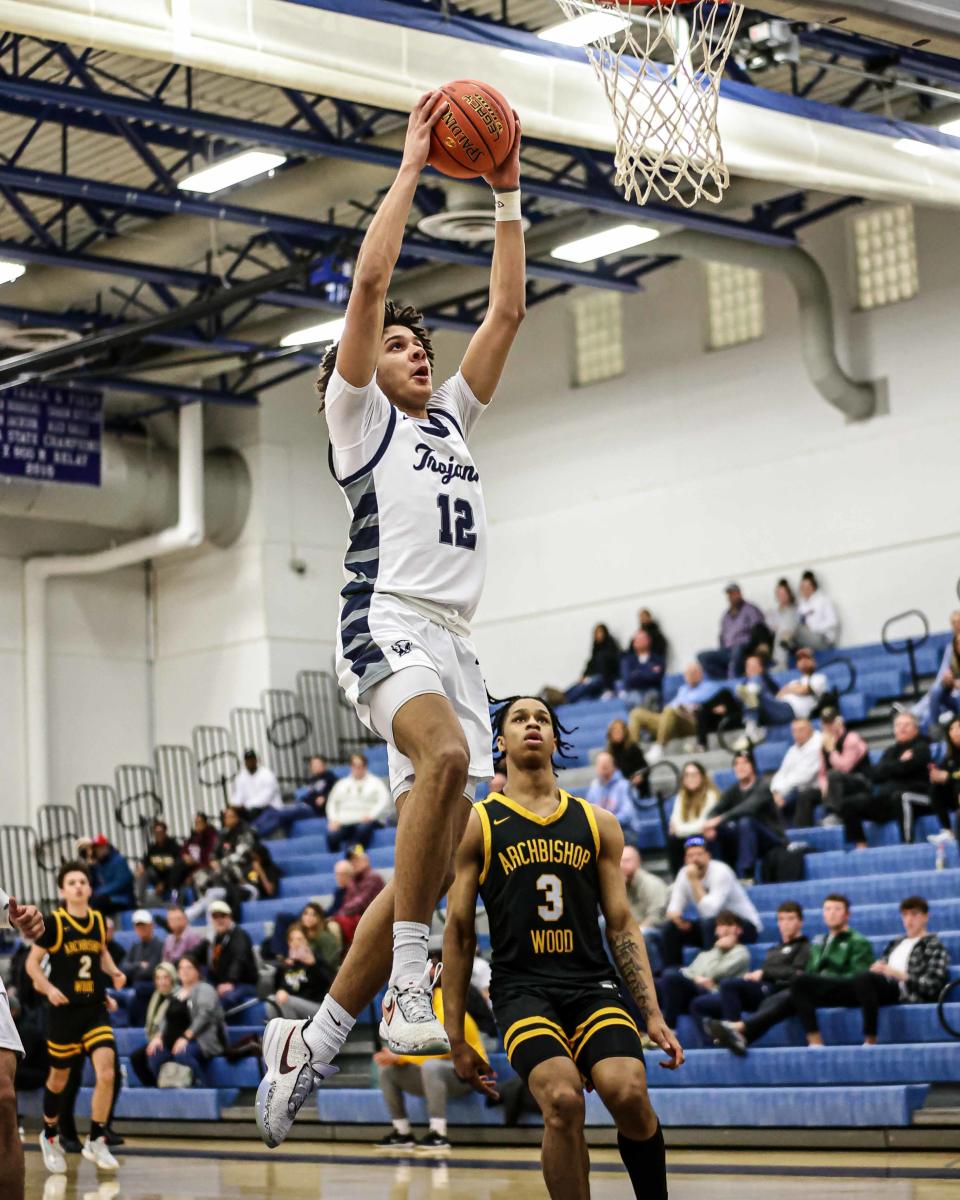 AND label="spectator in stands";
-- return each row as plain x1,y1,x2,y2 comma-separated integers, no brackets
709,894,873,1055
327,859,354,919
230,749,282,822
769,719,823,822
330,847,386,946
738,649,829,738
666,761,720,875
782,570,840,653
120,910,165,1026
698,583,768,681
766,579,799,667
89,833,135,915
637,607,668,660
185,808,269,922
928,715,960,837
629,662,726,765
794,895,950,1047
131,952,227,1087
103,915,124,967
299,900,343,972
836,712,931,848
606,719,648,795
162,904,205,964
792,707,872,829
374,965,485,1153
616,629,666,709
294,754,339,814
265,922,333,1021
914,617,960,732
661,837,762,968
143,962,177,1043
692,654,771,749
703,750,786,880
656,911,750,1031
561,622,622,705
325,753,392,852
702,901,810,1045
172,811,218,897
136,820,181,904
586,752,640,842
620,847,669,968
207,899,259,1014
